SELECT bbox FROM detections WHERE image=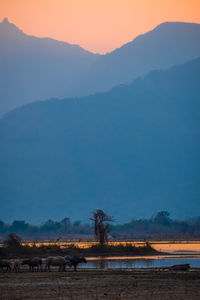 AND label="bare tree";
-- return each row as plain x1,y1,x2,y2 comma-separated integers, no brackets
91,209,113,246
4,233,21,248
